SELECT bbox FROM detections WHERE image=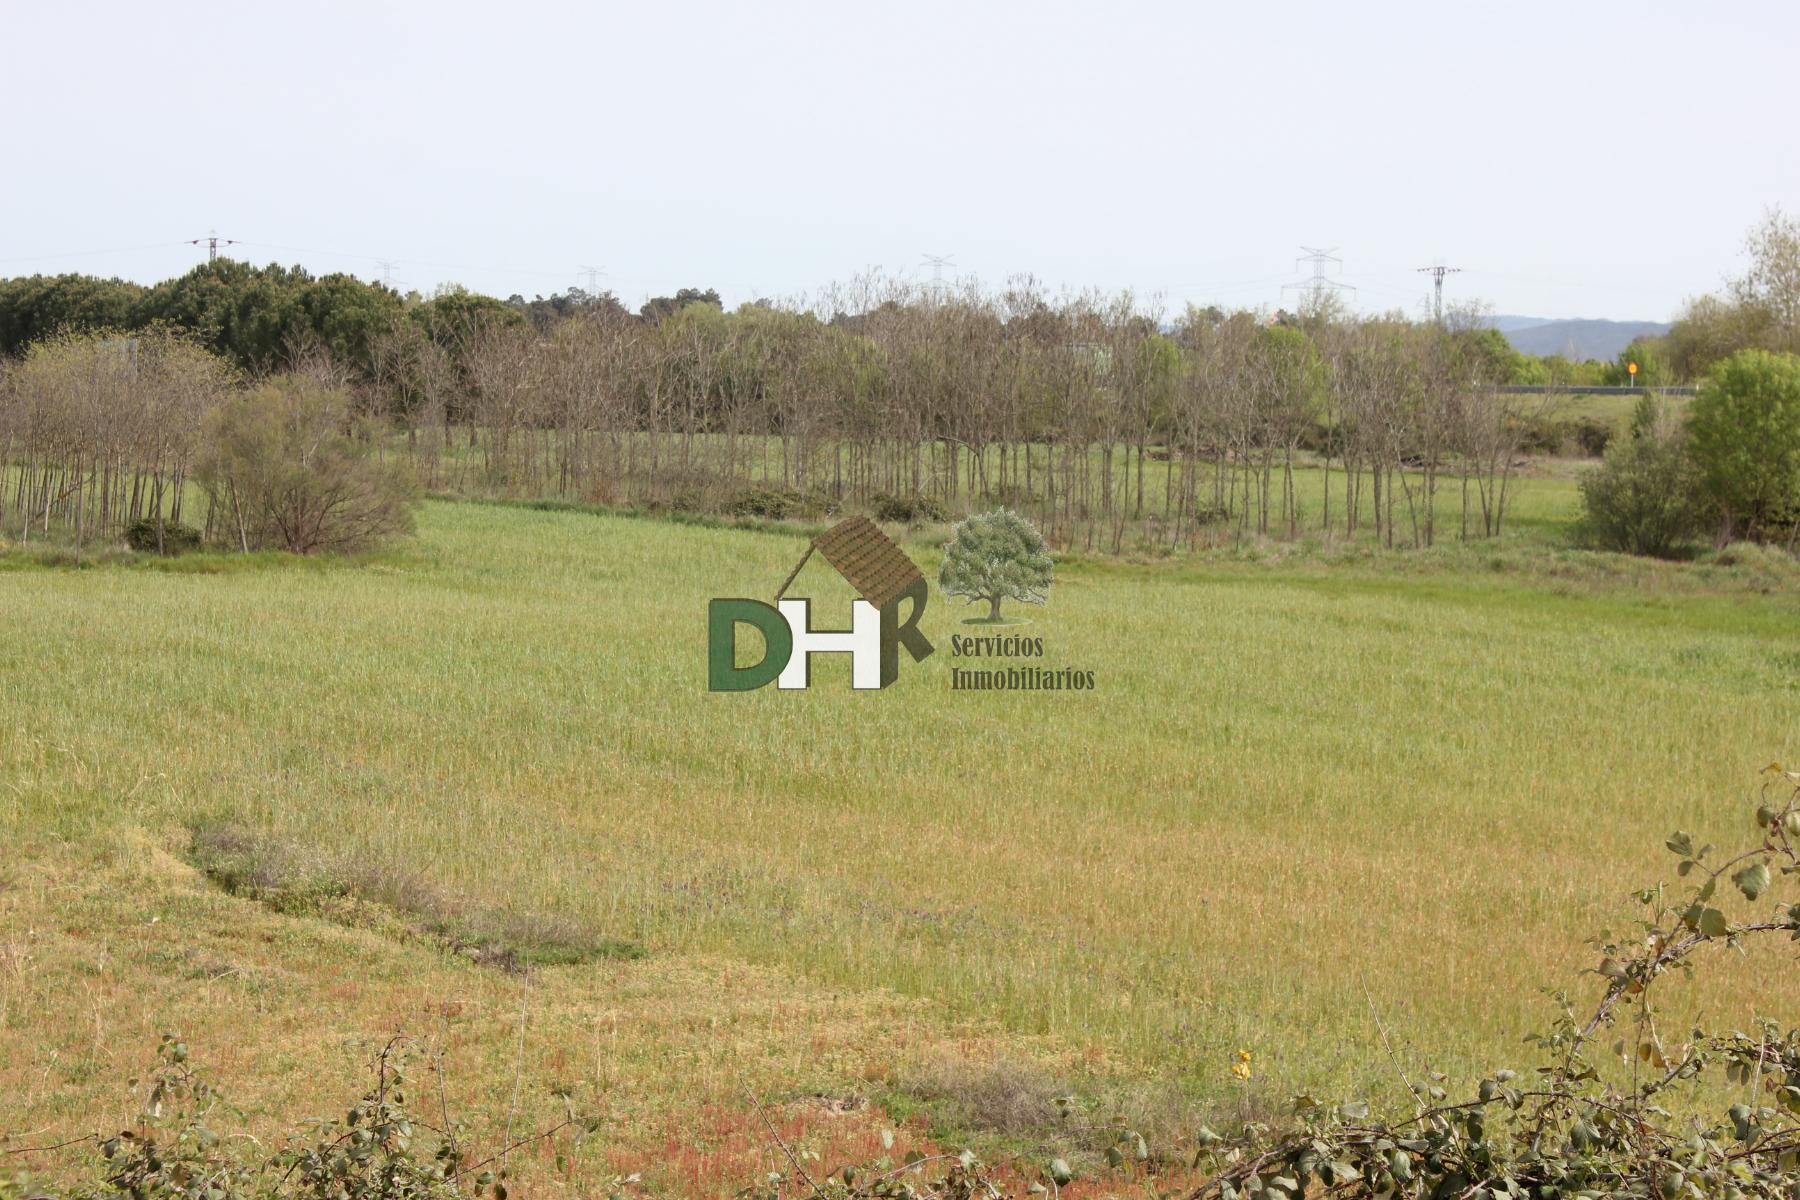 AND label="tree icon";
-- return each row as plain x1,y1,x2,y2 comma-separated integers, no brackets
938,507,1054,622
